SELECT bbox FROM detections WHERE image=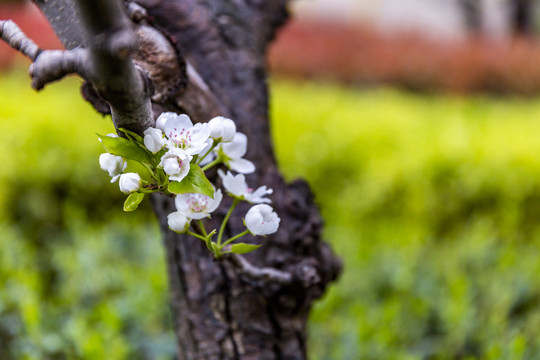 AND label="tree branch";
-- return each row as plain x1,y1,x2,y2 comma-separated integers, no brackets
2,0,154,135
30,0,86,50
226,253,293,285
29,48,91,90
73,0,153,134
0,20,41,61
0,20,91,90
